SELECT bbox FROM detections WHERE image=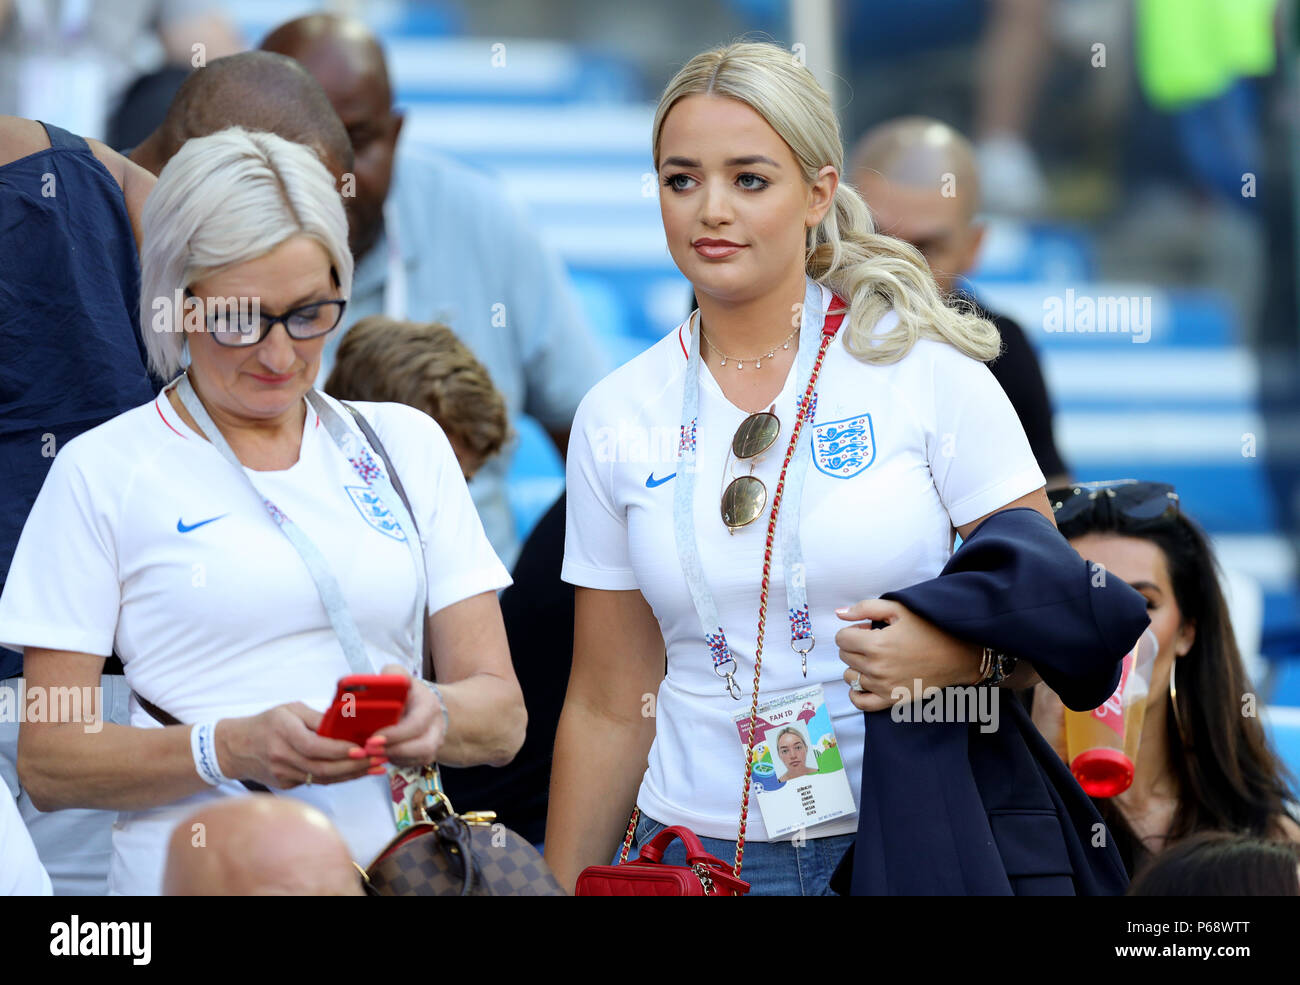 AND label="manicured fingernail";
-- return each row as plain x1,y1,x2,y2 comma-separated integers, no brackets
835,607,850,616
367,765,386,775
348,748,366,759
